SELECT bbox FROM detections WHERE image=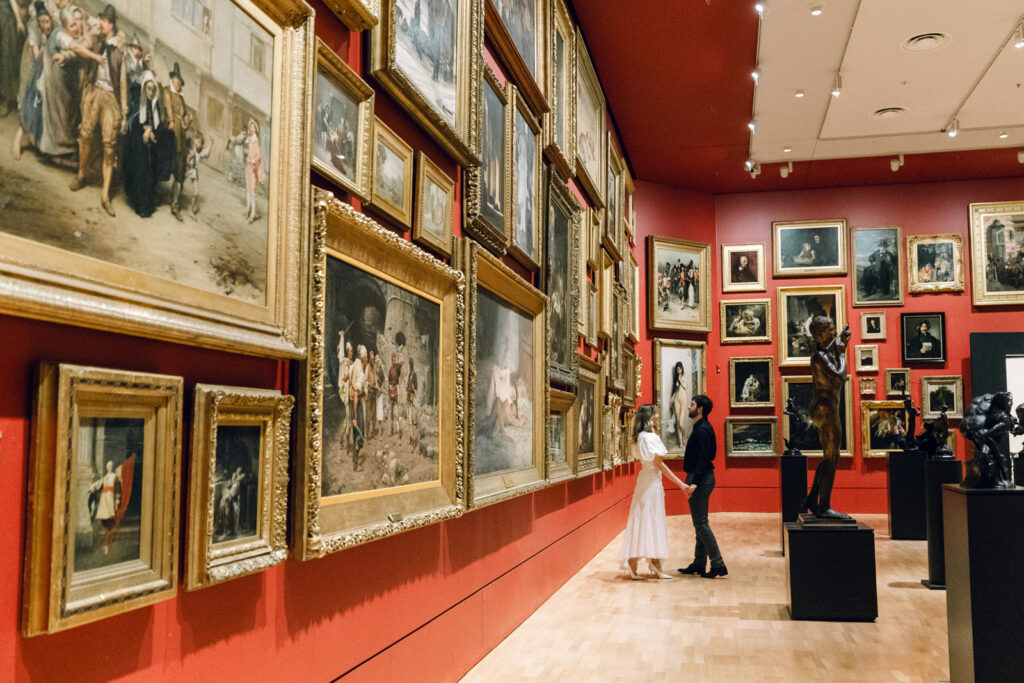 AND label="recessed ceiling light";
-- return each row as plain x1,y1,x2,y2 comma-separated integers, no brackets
1000,131,1009,139
783,146,793,153
810,4,823,16
794,89,806,98
872,107,907,120
902,32,950,52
